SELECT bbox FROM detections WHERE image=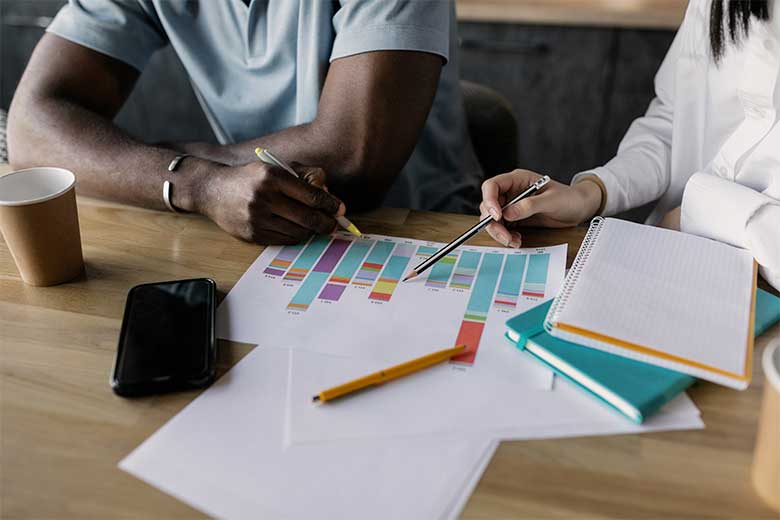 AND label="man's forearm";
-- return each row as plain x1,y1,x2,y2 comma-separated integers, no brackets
177,51,443,212
9,93,213,213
